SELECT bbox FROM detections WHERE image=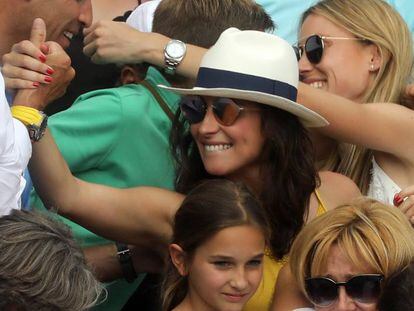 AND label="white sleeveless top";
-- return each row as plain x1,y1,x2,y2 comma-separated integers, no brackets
367,158,401,205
